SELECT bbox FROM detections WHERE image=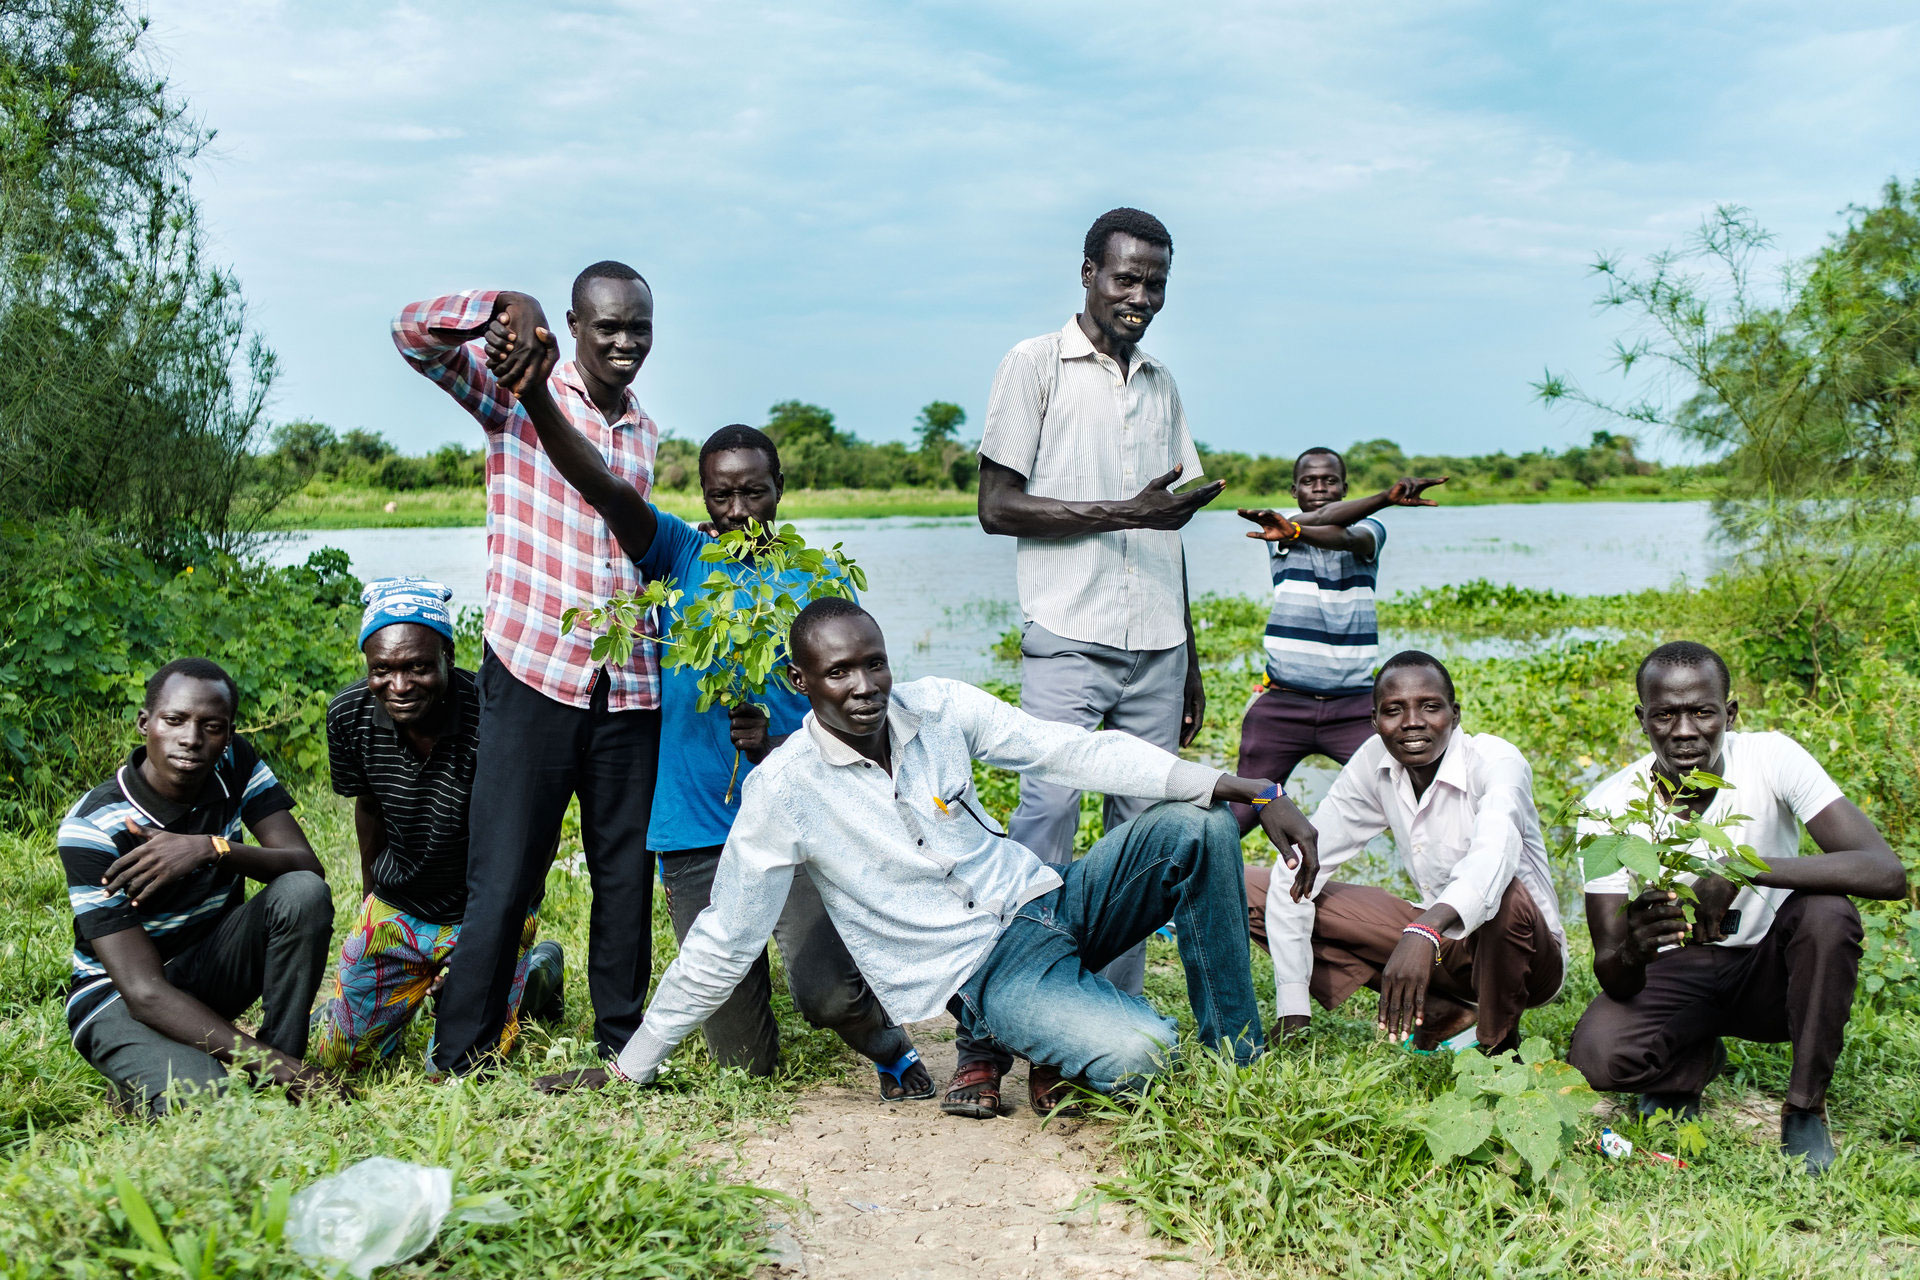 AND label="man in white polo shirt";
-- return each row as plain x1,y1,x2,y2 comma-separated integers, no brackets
1567,641,1906,1174
957,208,1226,1118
